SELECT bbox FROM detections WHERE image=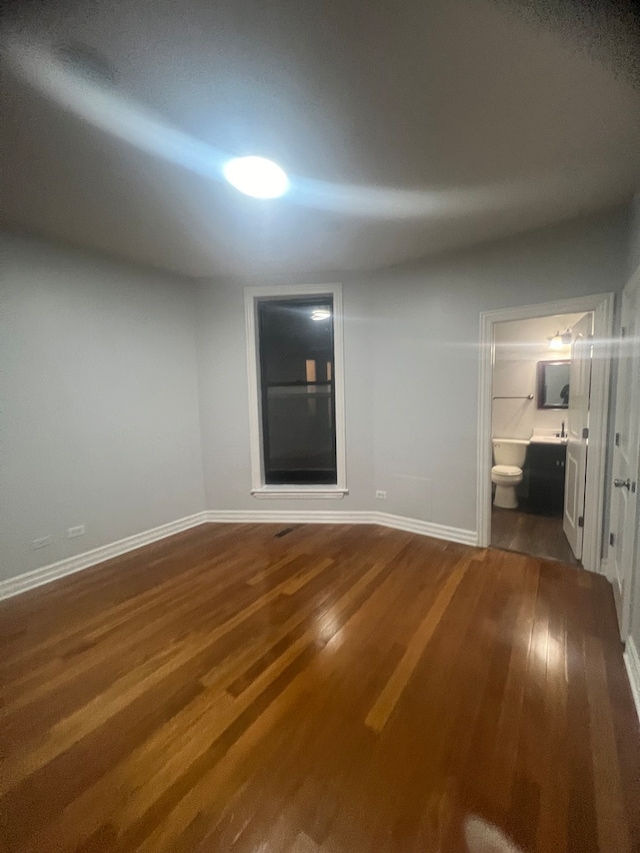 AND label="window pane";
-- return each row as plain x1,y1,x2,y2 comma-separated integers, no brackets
257,298,337,485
